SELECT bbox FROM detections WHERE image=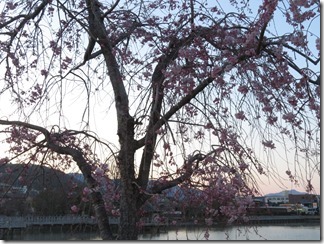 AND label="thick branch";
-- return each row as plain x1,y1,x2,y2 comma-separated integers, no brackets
150,153,206,194
135,153,206,209
135,76,215,150
0,119,114,240
102,0,122,18
136,47,253,187
256,22,268,55
85,1,137,178
85,0,131,127
0,119,50,139
136,33,197,188
46,143,113,240
0,0,49,30
189,0,195,26
82,19,141,65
